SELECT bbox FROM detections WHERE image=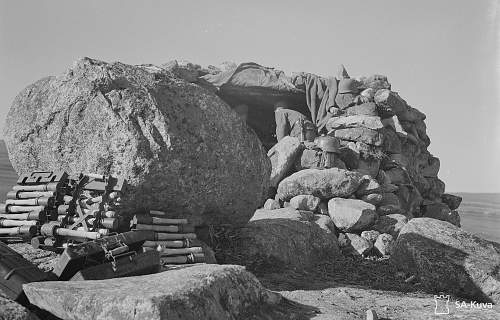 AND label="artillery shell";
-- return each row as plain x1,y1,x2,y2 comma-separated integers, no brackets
143,239,199,248
0,219,38,227
6,197,53,207
160,253,205,264
135,224,195,233
12,182,59,192
141,231,197,241
0,225,37,236
0,212,45,221
103,211,116,218
150,210,167,216
4,205,45,213
159,246,203,256
55,228,101,240
133,215,188,226
7,191,56,199
101,217,118,230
